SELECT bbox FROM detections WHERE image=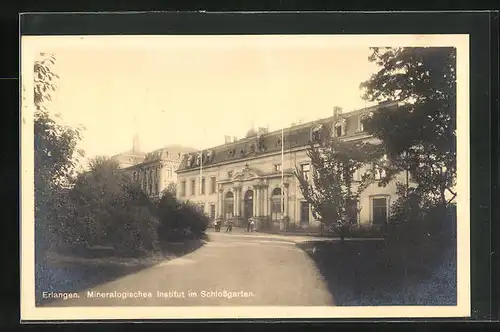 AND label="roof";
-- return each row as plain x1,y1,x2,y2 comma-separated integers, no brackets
176,101,398,173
